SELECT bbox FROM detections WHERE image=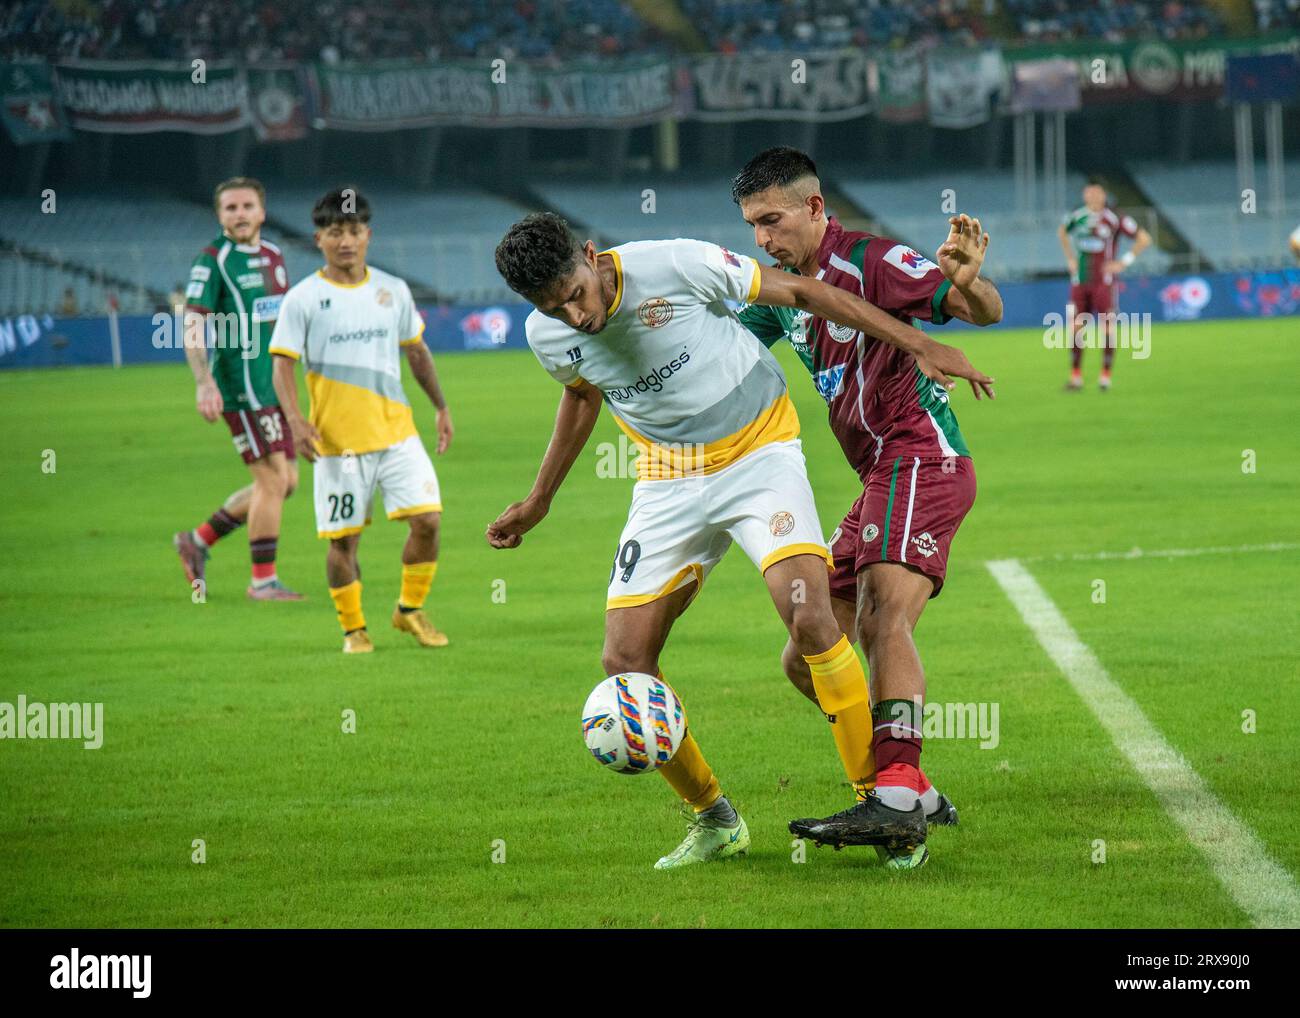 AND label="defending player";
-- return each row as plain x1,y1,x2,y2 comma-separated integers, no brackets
172,177,302,600
488,213,994,869
1058,180,1150,392
269,188,454,654
730,147,1002,868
